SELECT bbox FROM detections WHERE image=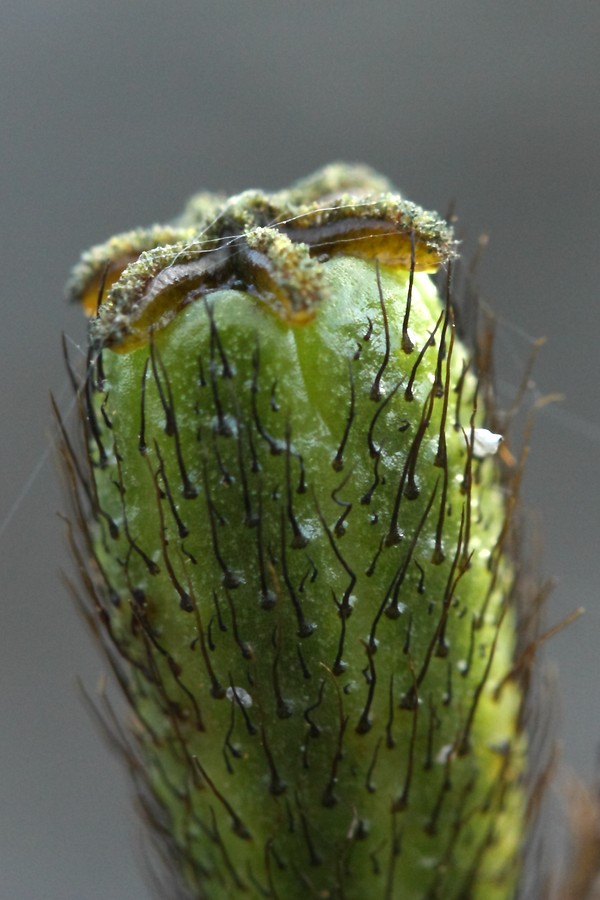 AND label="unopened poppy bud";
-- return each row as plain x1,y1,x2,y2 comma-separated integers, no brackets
65,164,529,899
